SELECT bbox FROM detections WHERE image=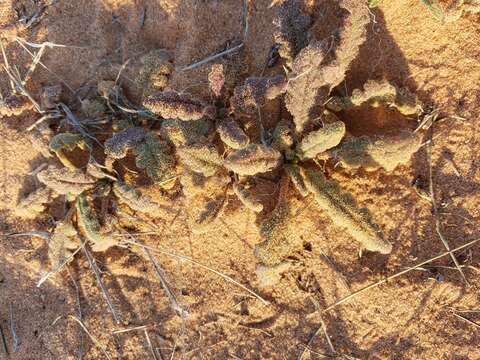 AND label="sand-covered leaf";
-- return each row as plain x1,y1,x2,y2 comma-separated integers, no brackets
296,121,346,159
76,193,116,252
231,75,287,114
331,131,423,172
233,182,263,213
177,144,223,176
273,0,311,67
136,49,173,96
285,0,369,134
216,119,250,149
143,91,215,120
49,132,90,170
224,144,282,176
271,119,295,155
301,168,392,254
104,127,147,159
161,119,211,146
15,186,56,219
37,166,96,195
328,80,421,116
134,132,175,184
284,164,308,197
254,176,293,266
48,221,78,269
113,182,175,216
